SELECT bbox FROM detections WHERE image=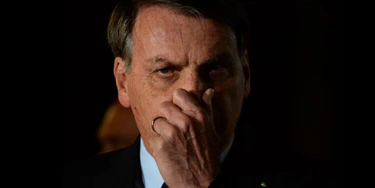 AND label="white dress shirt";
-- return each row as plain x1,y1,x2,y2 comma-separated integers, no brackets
140,134,235,188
